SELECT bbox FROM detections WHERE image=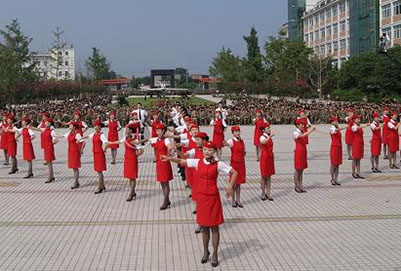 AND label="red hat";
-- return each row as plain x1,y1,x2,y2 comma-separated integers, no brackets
127,122,140,130
70,121,80,128
22,116,31,123
195,132,208,139
184,116,192,122
392,111,398,117
109,111,116,117
151,110,159,116
7,114,15,121
93,120,102,127
189,123,199,130
384,106,391,111
41,112,51,118
372,112,380,118
73,111,81,117
299,109,305,114
329,116,338,122
352,114,361,120
131,112,138,117
255,109,263,113
347,108,355,113
231,126,241,132
2,112,8,117
202,141,216,149
155,123,165,130
45,117,53,123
